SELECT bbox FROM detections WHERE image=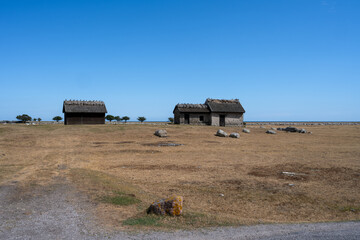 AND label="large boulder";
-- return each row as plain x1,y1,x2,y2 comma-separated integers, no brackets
284,127,299,132
147,196,183,216
242,128,250,133
154,129,167,137
215,129,228,137
229,133,240,138
266,130,277,134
